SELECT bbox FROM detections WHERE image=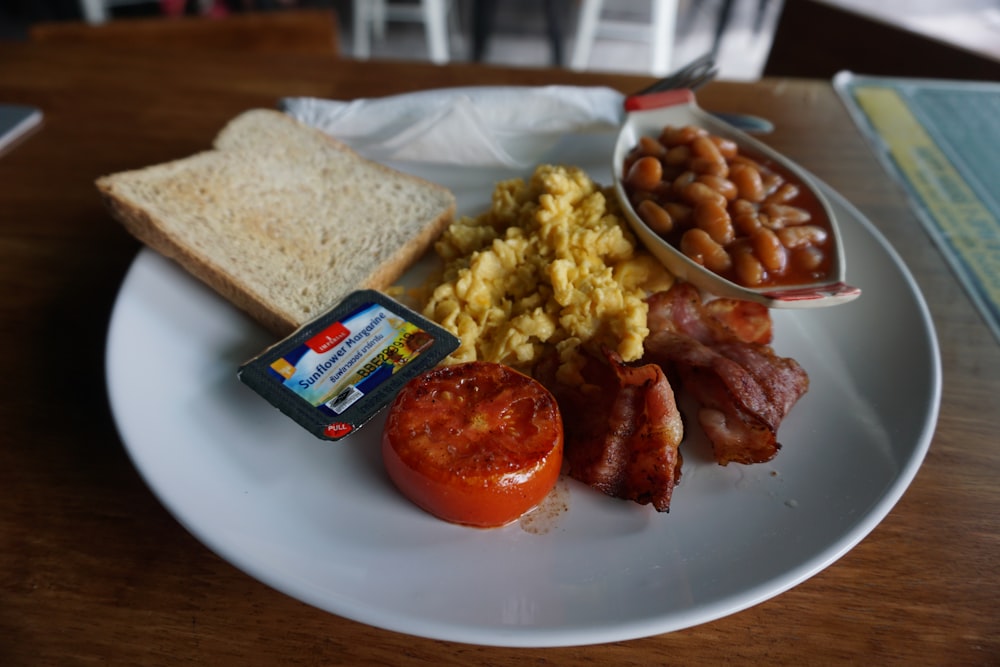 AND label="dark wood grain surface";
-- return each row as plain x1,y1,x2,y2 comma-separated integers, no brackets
1,41,997,665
